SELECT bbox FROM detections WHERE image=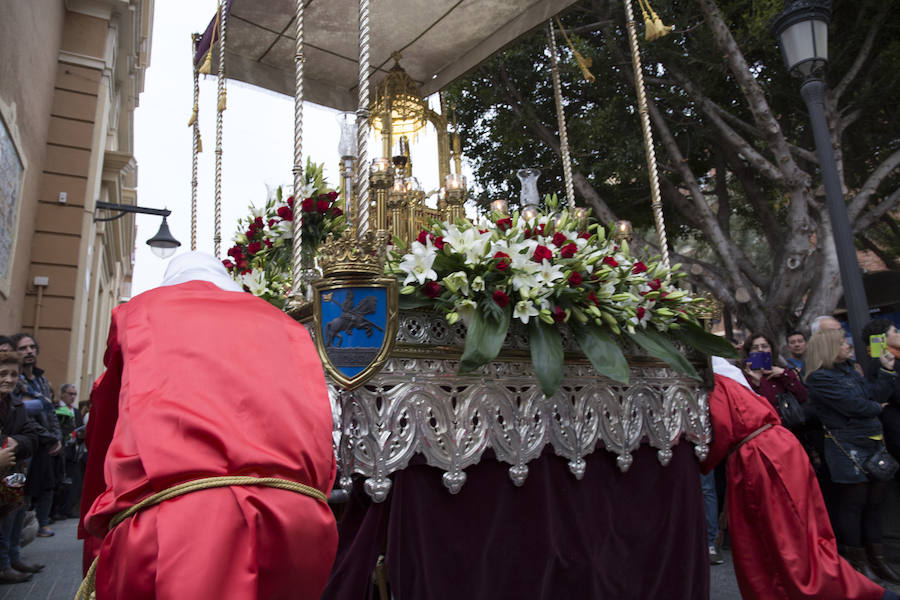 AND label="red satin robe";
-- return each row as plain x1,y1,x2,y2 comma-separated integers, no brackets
702,374,885,599
78,281,338,600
